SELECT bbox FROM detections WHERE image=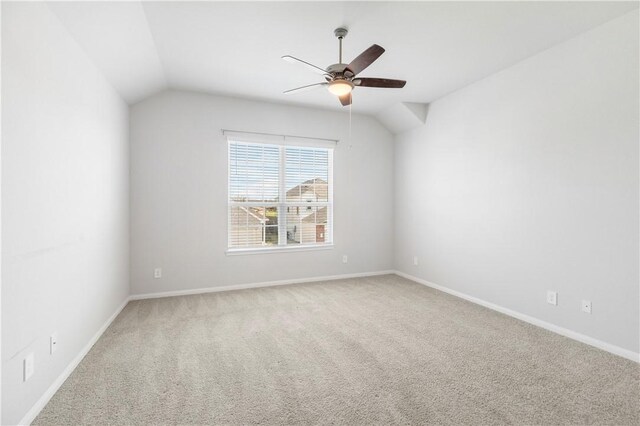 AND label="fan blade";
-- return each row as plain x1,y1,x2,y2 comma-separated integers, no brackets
338,93,352,106
347,44,385,75
353,78,406,88
283,82,327,95
282,55,329,75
